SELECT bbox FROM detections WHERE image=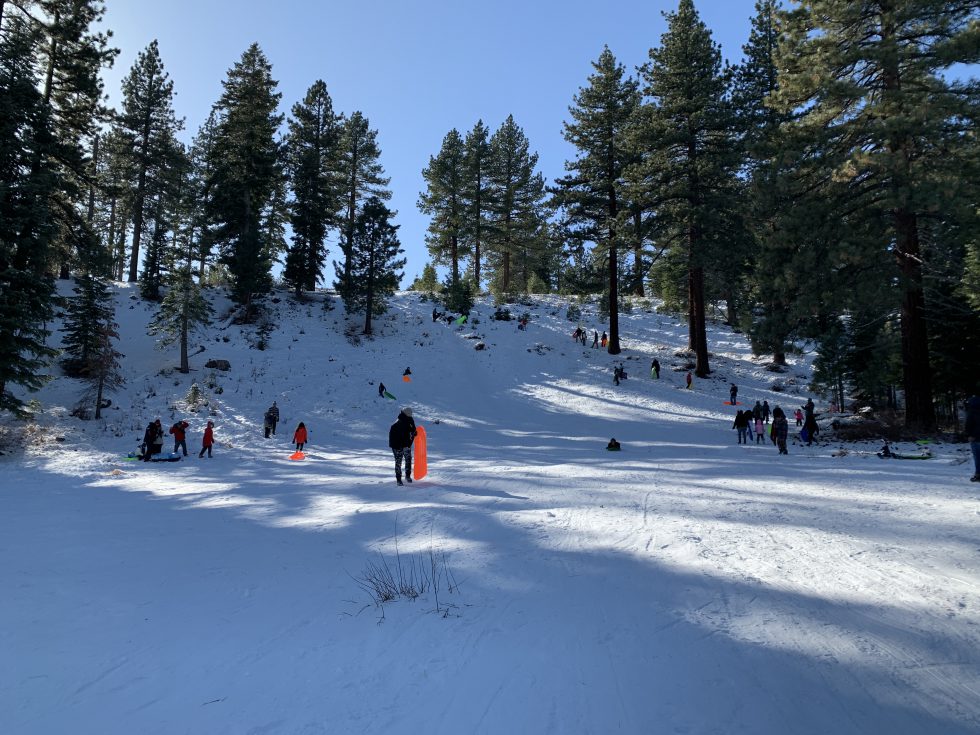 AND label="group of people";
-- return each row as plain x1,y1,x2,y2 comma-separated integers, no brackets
140,418,213,460
731,397,817,454
572,327,607,348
